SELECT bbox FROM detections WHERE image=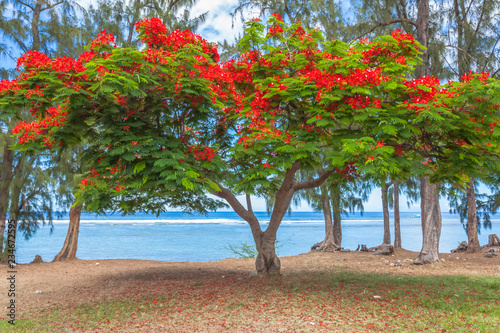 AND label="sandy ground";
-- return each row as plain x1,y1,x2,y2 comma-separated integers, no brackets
2,249,499,317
